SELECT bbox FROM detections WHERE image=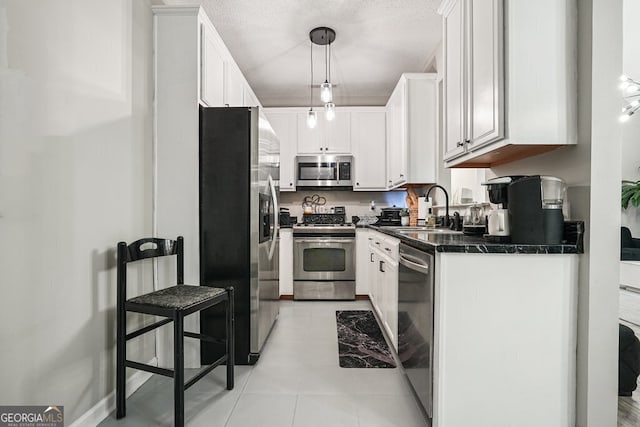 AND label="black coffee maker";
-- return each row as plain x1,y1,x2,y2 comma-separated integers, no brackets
508,176,566,244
